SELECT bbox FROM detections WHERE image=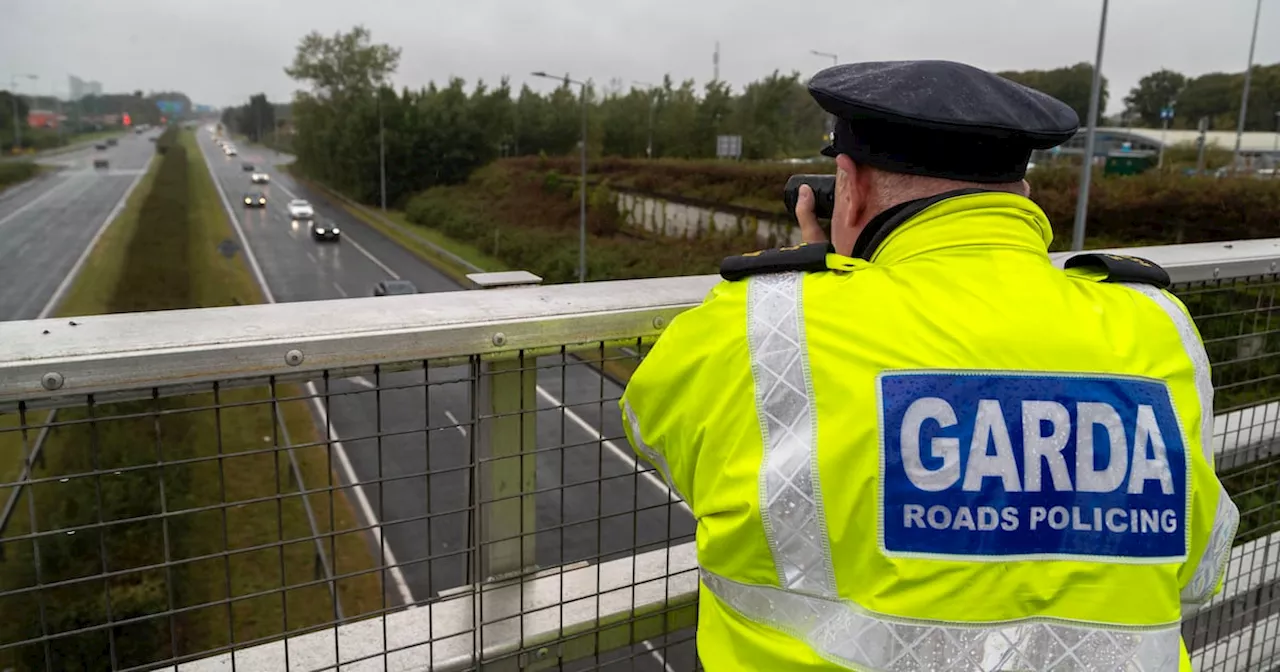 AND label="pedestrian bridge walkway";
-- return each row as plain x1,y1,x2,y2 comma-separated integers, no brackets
1,238,1280,671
